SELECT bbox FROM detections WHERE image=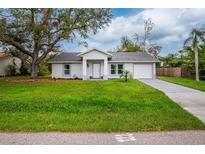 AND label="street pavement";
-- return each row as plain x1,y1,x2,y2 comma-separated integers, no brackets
0,131,205,145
